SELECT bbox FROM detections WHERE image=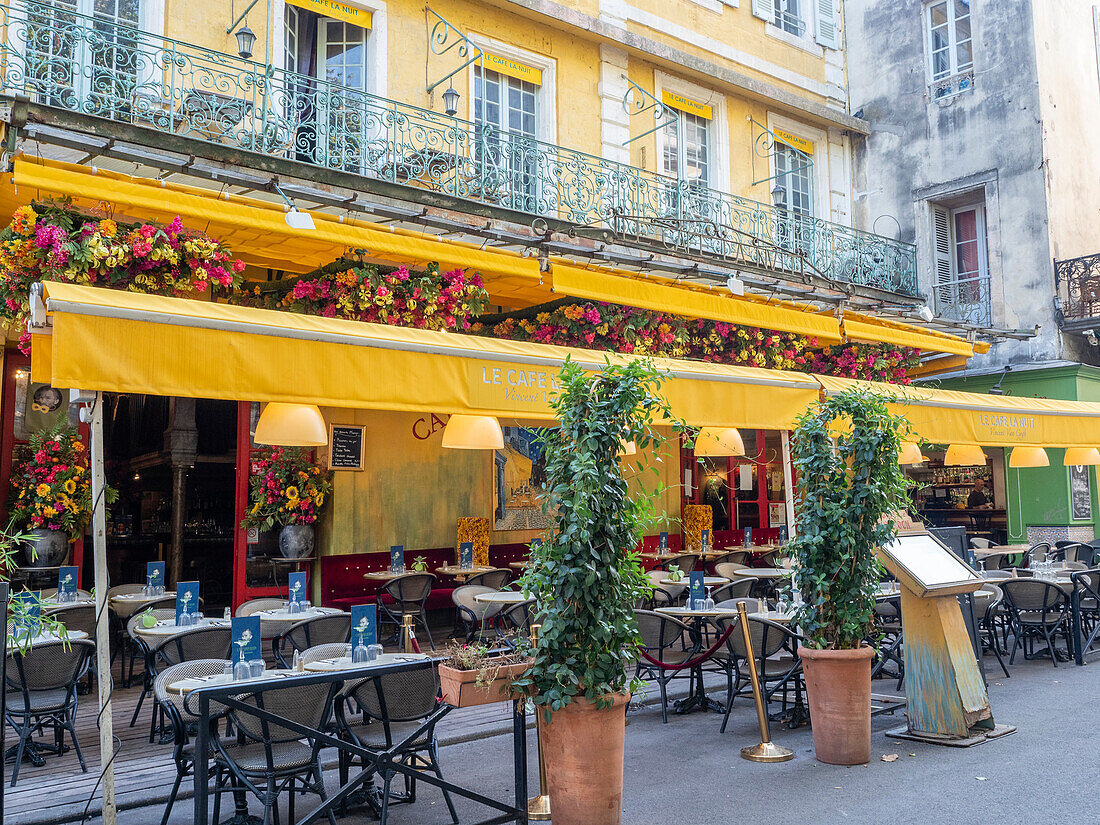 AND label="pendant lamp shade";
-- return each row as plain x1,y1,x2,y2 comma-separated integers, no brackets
944,444,987,466
441,414,504,450
254,403,328,446
1063,447,1100,466
1009,446,1049,468
694,427,745,457
897,442,926,465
